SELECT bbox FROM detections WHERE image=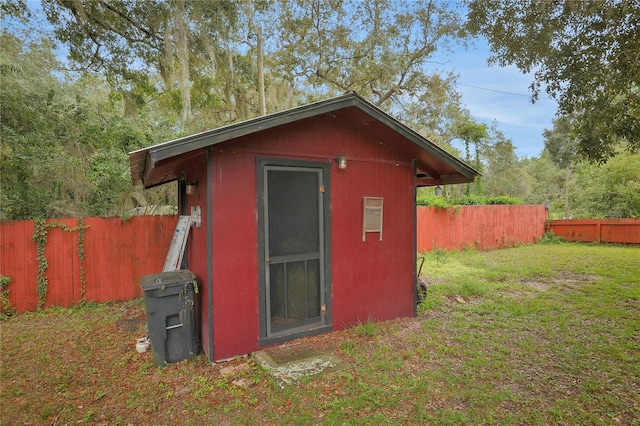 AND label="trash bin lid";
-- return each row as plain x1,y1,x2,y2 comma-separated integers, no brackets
140,270,196,291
